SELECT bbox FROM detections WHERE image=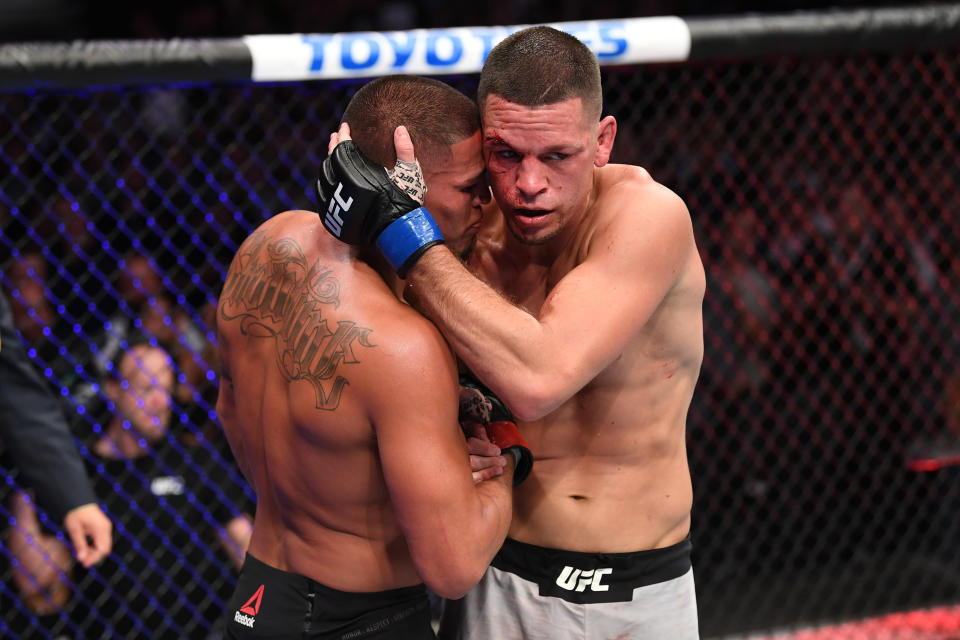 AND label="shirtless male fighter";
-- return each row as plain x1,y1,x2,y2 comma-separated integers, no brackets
321,27,706,639
217,75,530,640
